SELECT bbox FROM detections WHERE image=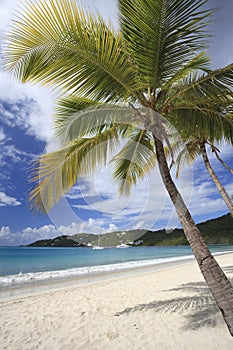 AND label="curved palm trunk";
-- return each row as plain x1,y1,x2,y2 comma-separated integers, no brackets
214,149,233,175
200,143,233,217
154,136,233,336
